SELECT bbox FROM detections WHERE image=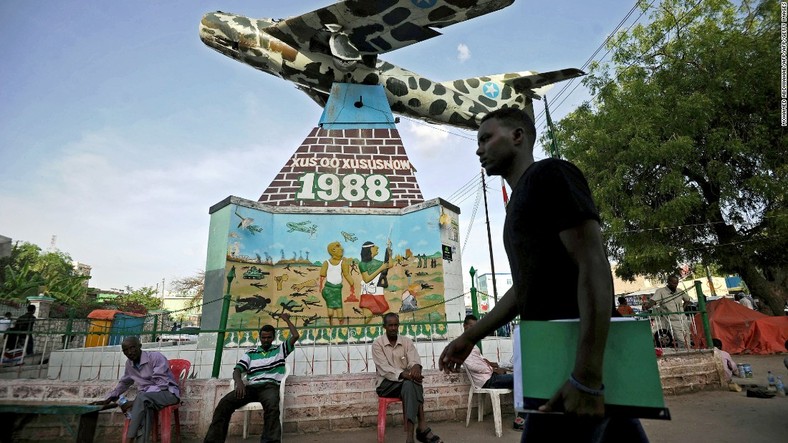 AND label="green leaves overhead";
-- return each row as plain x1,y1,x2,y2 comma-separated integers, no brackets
551,0,787,314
